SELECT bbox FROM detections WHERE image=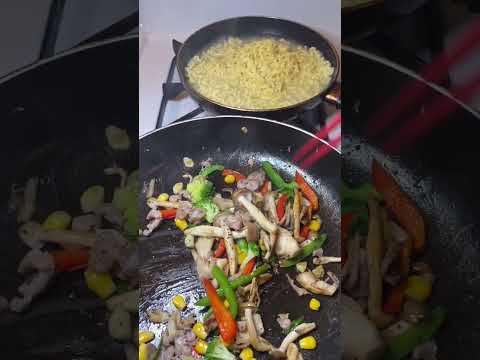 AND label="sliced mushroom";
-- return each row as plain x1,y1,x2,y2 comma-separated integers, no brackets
293,189,302,241
221,224,237,276
264,192,279,224
195,237,215,259
314,256,341,265
18,221,96,248
366,198,394,329
278,322,316,353
236,192,277,234
287,343,300,360
212,193,234,210
286,274,309,296
296,271,339,296
245,307,274,352
275,228,301,259
185,225,225,238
